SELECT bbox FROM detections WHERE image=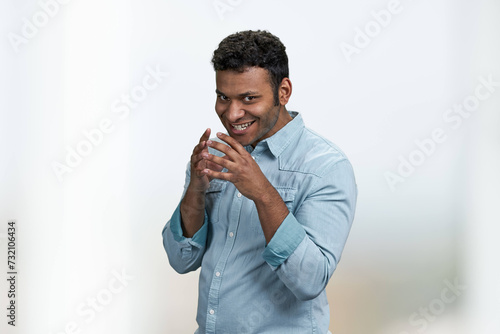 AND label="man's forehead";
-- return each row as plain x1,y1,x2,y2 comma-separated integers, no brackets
215,67,272,92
